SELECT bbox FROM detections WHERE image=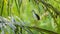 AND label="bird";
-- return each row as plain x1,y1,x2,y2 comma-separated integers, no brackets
32,10,40,20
